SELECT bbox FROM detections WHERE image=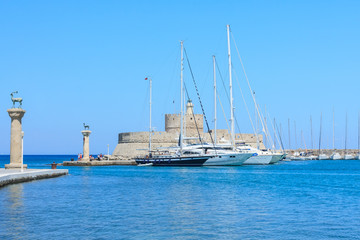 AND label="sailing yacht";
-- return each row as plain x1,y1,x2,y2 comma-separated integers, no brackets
199,54,252,166
135,41,211,166
330,152,342,160
179,144,252,166
344,113,354,159
330,108,341,160
318,113,329,160
357,113,360,160
224,25,285,165
318,154,329,160
236,145,273,164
